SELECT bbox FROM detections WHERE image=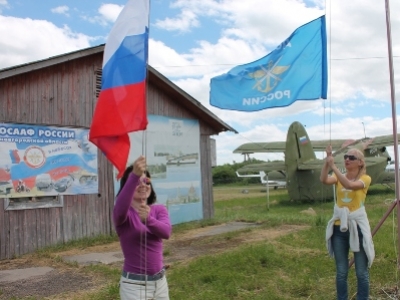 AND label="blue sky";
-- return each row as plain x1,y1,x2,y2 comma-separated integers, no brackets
0,0,400,165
